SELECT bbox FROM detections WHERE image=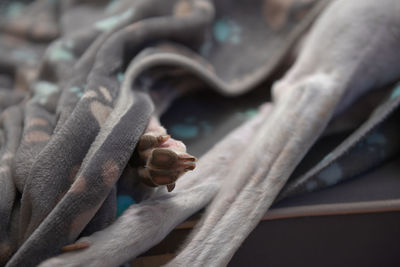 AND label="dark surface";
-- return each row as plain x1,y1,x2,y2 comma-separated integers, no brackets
230,211,400,267
161,85,270,157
